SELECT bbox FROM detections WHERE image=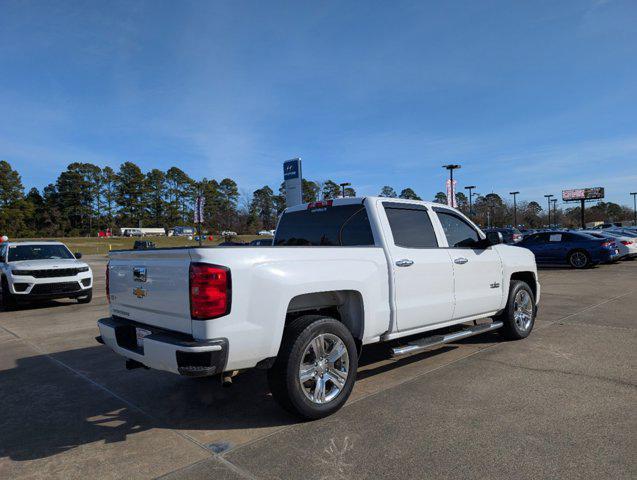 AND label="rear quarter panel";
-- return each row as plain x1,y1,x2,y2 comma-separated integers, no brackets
189,247,390,370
